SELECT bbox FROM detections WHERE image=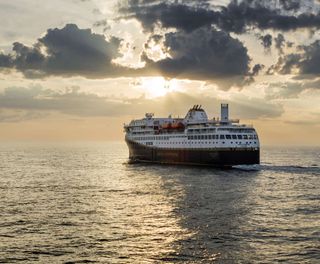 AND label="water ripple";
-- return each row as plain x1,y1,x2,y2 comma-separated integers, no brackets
0,142,319,263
